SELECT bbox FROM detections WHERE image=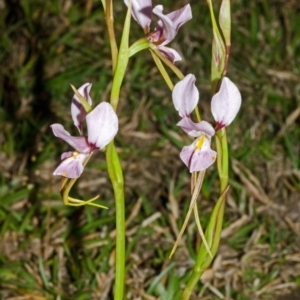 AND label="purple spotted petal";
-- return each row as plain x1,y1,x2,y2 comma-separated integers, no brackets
86,102,118,150
51,124,90,153
71,83,93,133
125,0,152,33
211,77,241,130
177,119,215,137
180,138,217,173
172,74,199,117
157,45,182,62
53,152,88,178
